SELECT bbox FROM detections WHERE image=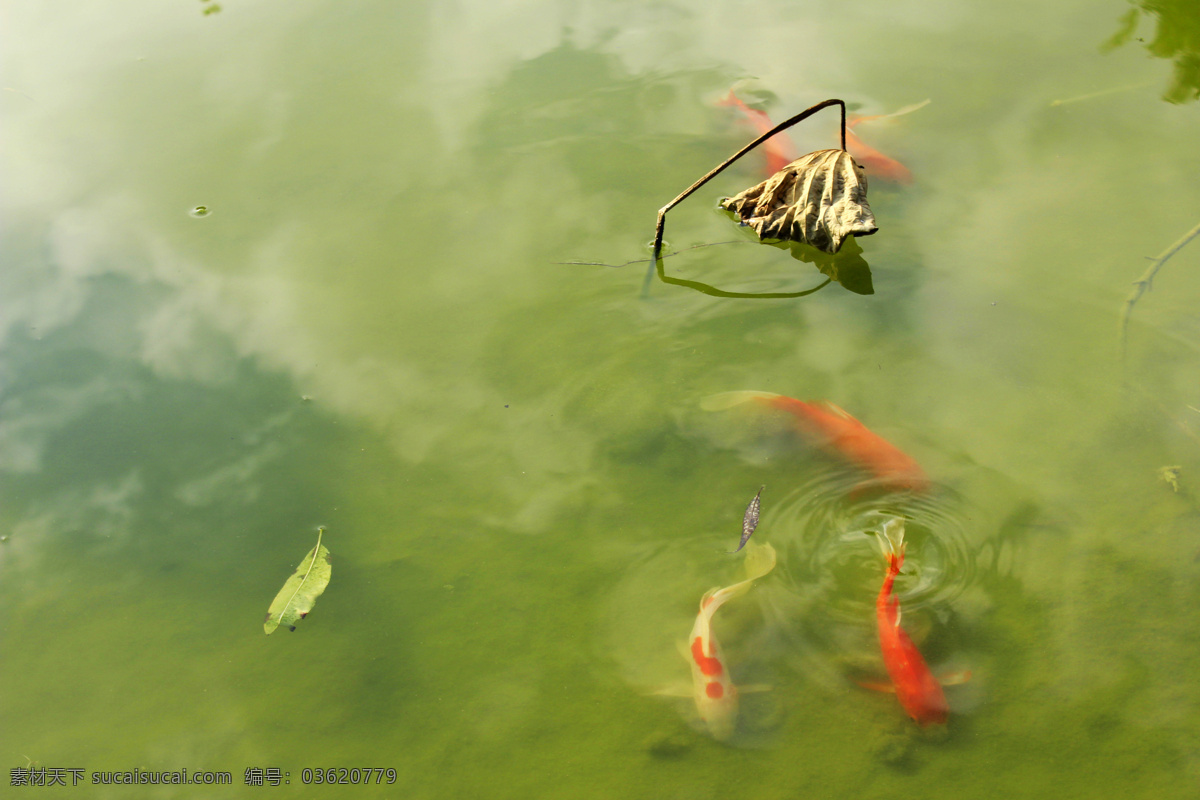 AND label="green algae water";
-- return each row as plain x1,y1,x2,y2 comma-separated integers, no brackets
3,1,1200,797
